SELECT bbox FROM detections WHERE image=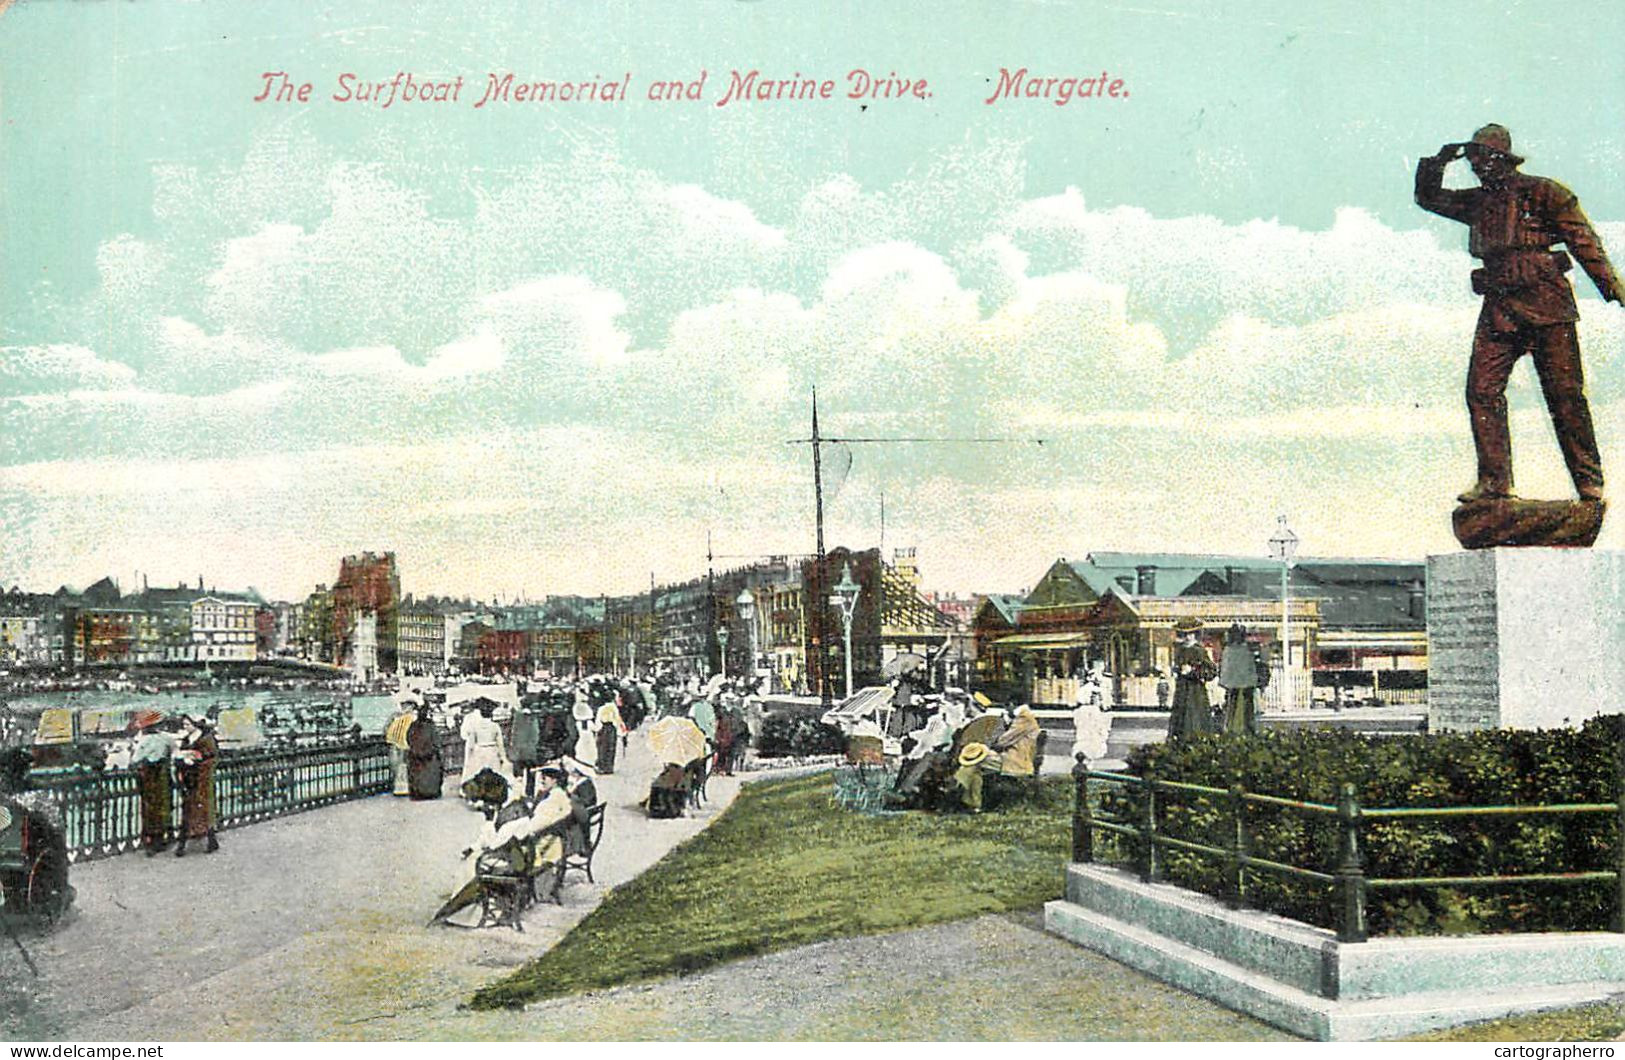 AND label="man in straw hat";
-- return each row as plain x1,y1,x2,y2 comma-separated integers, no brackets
1416,123,1622,505
128,711,175,856
952,741,997,812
